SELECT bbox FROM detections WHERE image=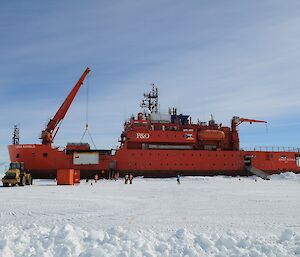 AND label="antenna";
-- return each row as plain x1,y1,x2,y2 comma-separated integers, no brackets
140,84,159,113
12,124,20,145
